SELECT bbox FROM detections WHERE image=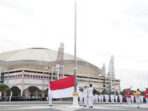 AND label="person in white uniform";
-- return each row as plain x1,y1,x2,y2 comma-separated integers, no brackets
110,94,115,104
83,86,88,107
0,92,1,101
145,88,148,105
140,95,144,104
100,94,104,104
115,94,118,103
48,88,52,106
88,84,93,108
105,94,109,104
135,89,141,108
98,94,101,103
119,94,123,104
94,93,98,103
78,89,84,106
131,95,134,104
